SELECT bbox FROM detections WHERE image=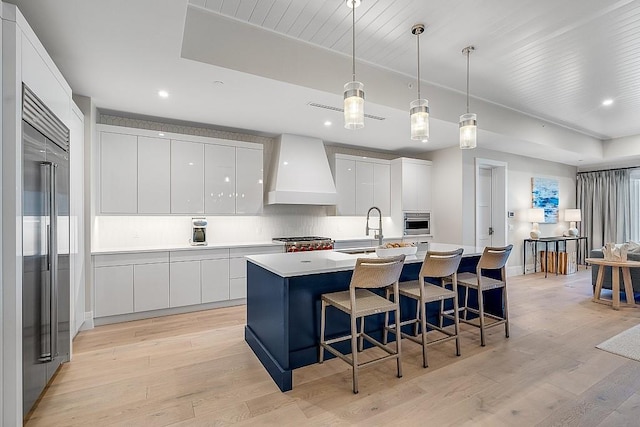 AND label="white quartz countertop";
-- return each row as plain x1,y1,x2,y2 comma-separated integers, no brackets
246,243,484,278
92,241,284,255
